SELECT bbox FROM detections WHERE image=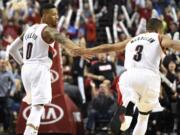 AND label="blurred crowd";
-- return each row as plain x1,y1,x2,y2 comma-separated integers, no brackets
0,0,180,135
